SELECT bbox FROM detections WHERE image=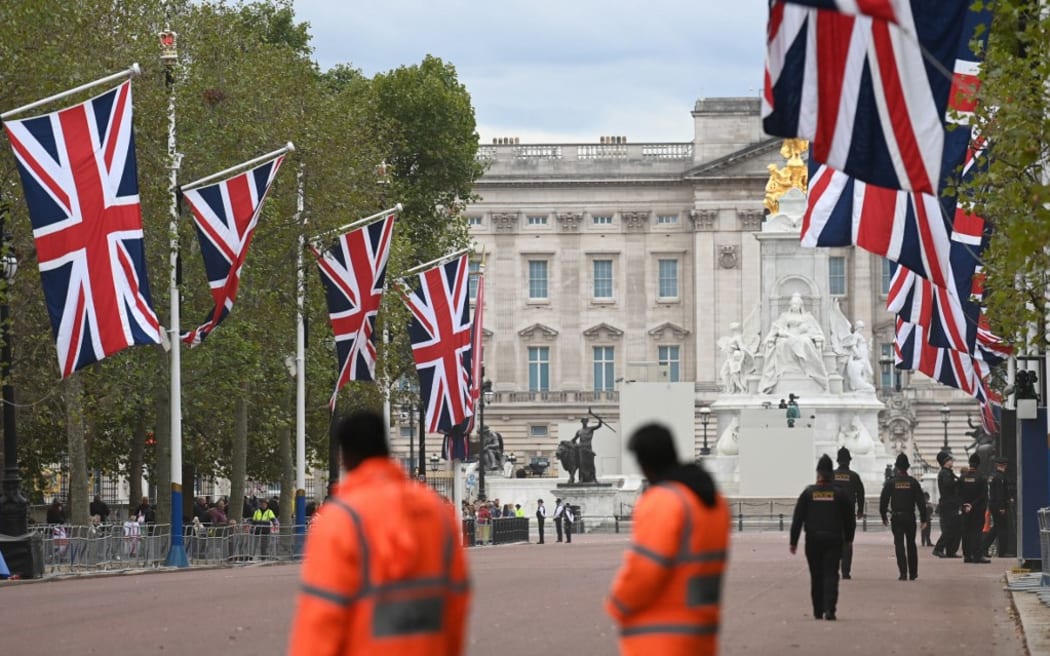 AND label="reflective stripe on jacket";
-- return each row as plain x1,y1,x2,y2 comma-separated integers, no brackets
606,481,730,656
289,459,471,656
